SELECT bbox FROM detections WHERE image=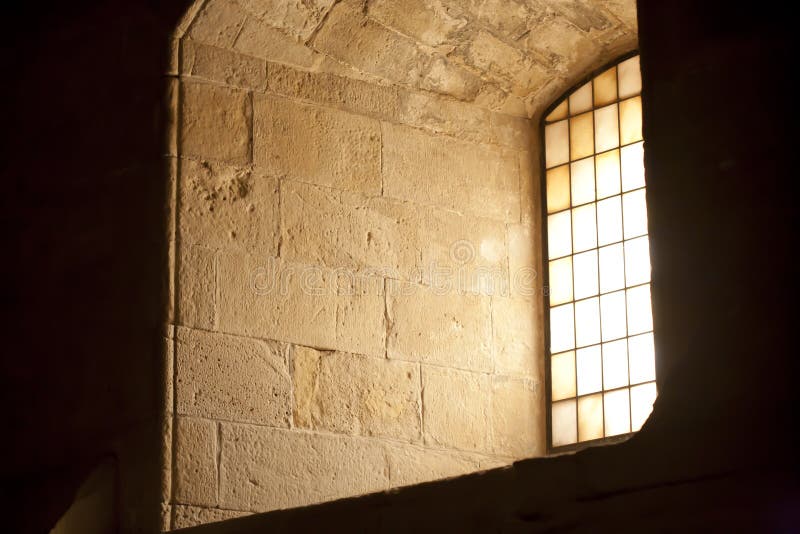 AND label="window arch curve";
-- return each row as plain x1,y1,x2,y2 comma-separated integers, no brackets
541,54,657,451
